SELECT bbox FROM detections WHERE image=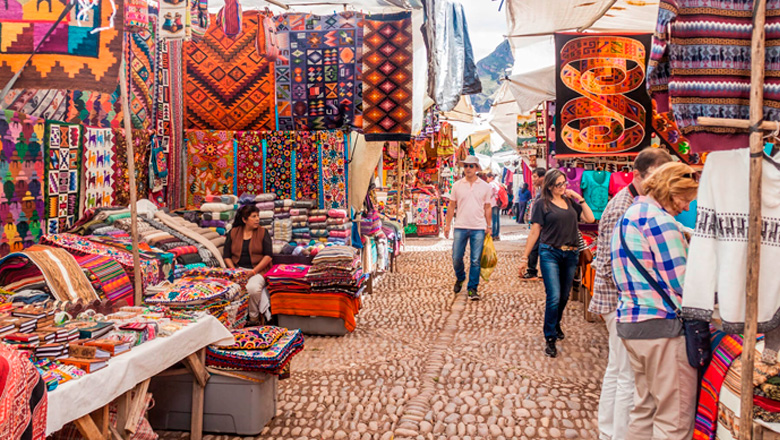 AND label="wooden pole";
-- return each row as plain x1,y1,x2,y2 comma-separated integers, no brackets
395,144,403,219
739,1,767,438
119,60,144,305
